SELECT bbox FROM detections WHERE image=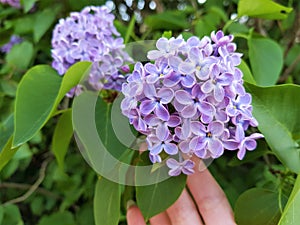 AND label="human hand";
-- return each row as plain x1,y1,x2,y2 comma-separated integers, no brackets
126,163,236,225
